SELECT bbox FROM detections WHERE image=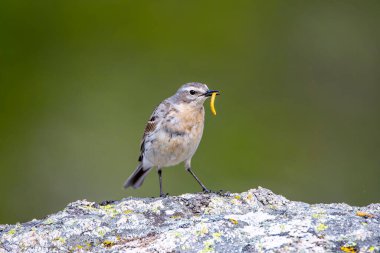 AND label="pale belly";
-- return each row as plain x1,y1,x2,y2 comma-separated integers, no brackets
145,120,204,167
